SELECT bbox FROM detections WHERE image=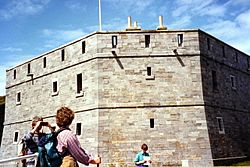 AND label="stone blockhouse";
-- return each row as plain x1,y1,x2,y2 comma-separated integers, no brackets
1,25,250,166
